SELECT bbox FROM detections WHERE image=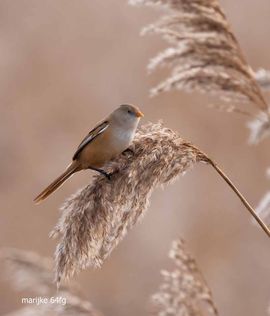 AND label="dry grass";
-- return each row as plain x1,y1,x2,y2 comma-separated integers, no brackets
151,239,218,316
51,122,205,284
0,248,54,295
1,244,219,316
0,249,102,316
129,0,270,232
51,122,270,285
255,69,270,91
4,297,102,316
2,1,270,315
247,111,270,144
129,0,270,143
